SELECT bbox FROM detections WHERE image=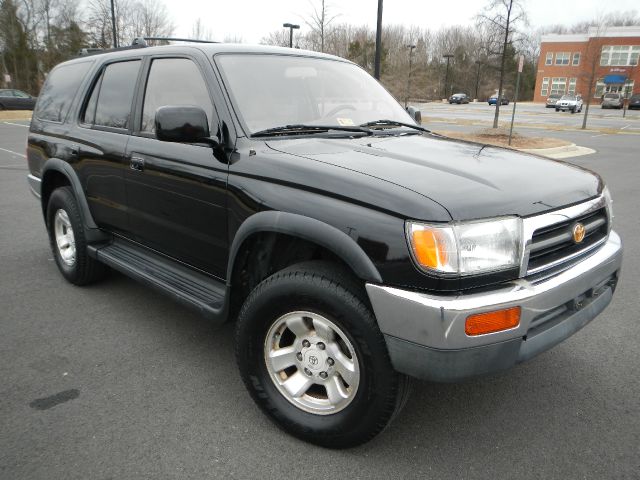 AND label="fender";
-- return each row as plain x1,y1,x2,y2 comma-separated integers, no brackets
41,159,109,243
227,211,383,284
